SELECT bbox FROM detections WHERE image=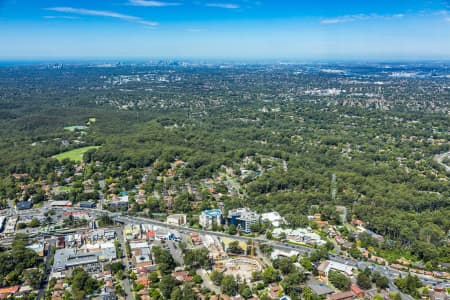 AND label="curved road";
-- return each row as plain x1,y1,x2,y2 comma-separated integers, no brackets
434,151,450,172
